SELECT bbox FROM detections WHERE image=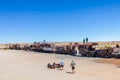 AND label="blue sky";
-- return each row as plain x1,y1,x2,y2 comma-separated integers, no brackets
0,0,120,43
